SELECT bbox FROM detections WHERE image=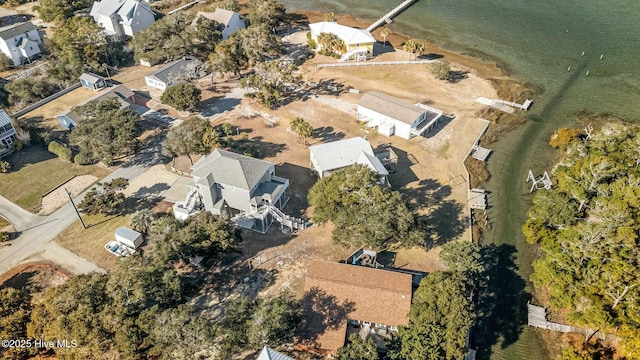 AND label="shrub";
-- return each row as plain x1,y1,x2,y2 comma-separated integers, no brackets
12,141,23,151
0,54,12,72
161,83,201,111
0,232,8,242
306,31,311,40
429,62,451,81
0,160,10,173
47,141,73,162
73,152,94,165
307,38,317,50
